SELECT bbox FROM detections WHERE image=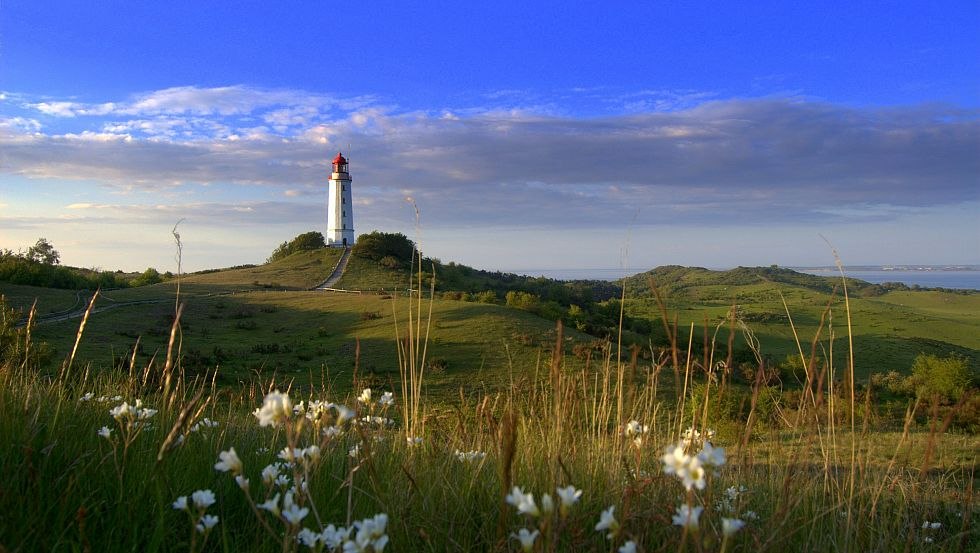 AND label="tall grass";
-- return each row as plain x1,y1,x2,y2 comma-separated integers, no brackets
0,267,976,552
